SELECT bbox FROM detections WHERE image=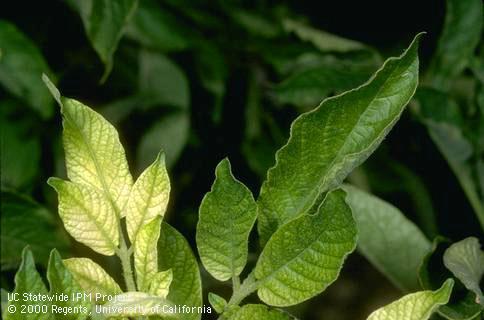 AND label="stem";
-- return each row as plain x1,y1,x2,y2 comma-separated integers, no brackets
117,233,136,292
227,272,259,307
